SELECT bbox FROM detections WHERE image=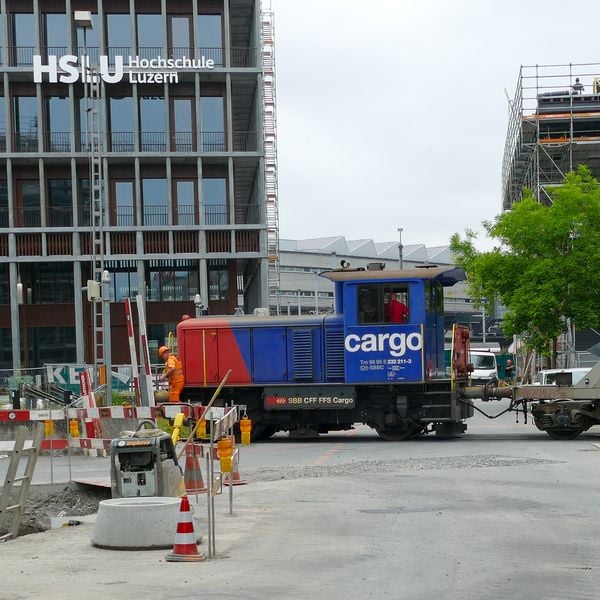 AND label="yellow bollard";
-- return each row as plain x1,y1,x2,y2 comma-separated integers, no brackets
44,419,55,437
69,419,80,438
171,413,185,444
217,437,233,472
239,416,252,446
197,419,206,439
